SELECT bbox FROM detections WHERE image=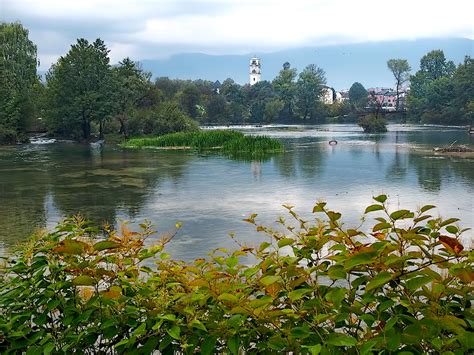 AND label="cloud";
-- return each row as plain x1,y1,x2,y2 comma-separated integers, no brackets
2,0,473,70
